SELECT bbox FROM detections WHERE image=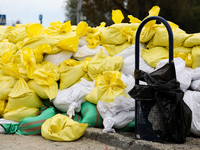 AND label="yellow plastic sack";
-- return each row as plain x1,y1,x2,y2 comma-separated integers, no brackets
141,47,169,68
49,20,72,33
0,76,18,100
3,107,39,122
85,30,101,49
100,26,127,45
33,61,59,86
85,71,128,104
134,6,160,43
87,50,123,80
183,33,200,47
28,80,58,100
0,99,7,117
1,63,29,81
57,34,79,52
0,26,10,41
172,46,193,67
0,49,15,65
110,23,139,31
0,41,17,57
76,21,88,37
192,46,200,69
41,114,88,141
59,59,86,90
112,9,124,24
17,34,59,50
21,47,37,79
5,78,44,112
25,23,46,38
153,22,191,47
102,41,132,56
